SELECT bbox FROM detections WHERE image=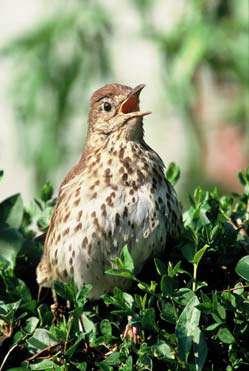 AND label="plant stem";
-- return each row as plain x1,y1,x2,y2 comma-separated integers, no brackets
193,263,197,292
